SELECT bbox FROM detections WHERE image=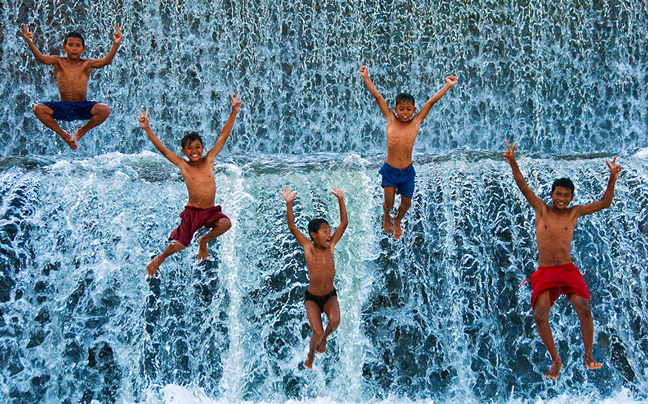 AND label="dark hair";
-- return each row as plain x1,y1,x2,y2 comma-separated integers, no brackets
308,218,328,238
551,177,575,195
64,31,85,47
181,132,203,149
395,93,415,107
